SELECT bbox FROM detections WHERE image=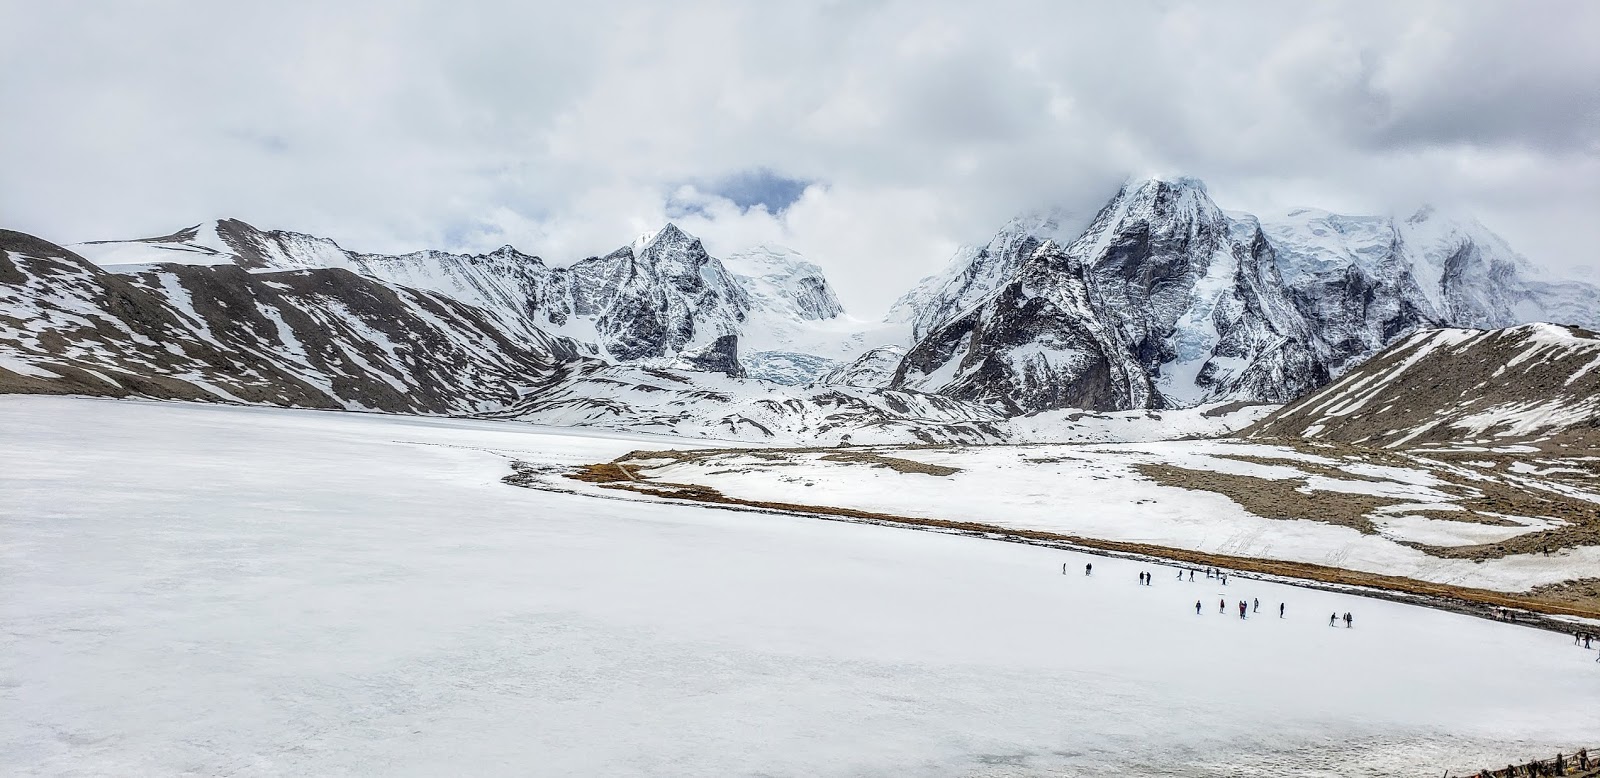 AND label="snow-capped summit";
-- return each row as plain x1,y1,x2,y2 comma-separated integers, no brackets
882,179,1322,412
889,208,1077,340
71,218,357,273
722,245,844,322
